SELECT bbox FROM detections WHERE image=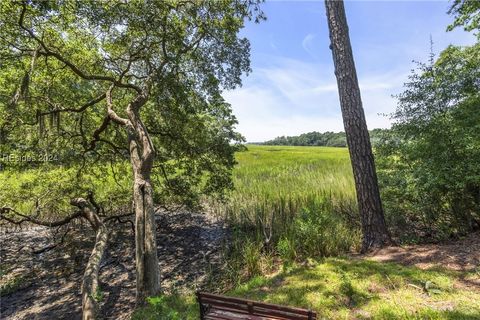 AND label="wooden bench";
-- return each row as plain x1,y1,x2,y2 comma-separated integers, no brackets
196,292,317,320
